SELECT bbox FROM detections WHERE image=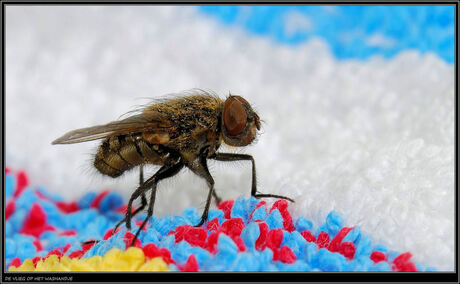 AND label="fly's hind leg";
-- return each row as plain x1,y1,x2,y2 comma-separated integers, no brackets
112,165,148,234
129,161,184,246
212,153,294,203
